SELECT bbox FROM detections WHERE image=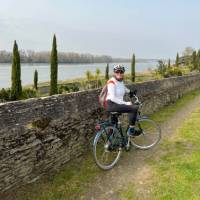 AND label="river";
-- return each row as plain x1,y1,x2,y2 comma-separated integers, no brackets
0,62,157,89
